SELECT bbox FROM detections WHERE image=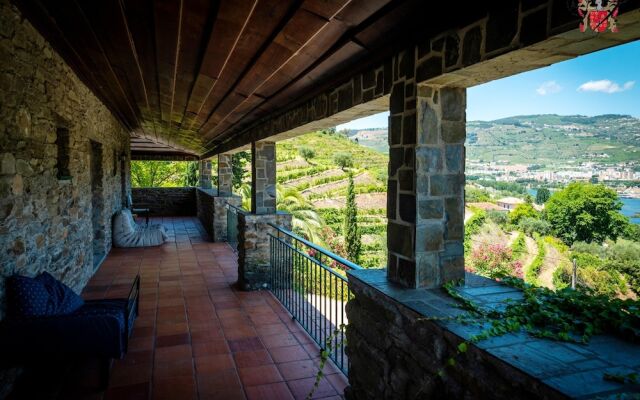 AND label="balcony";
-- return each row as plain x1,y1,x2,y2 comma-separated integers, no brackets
10,216,348,400
3,1,640,399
